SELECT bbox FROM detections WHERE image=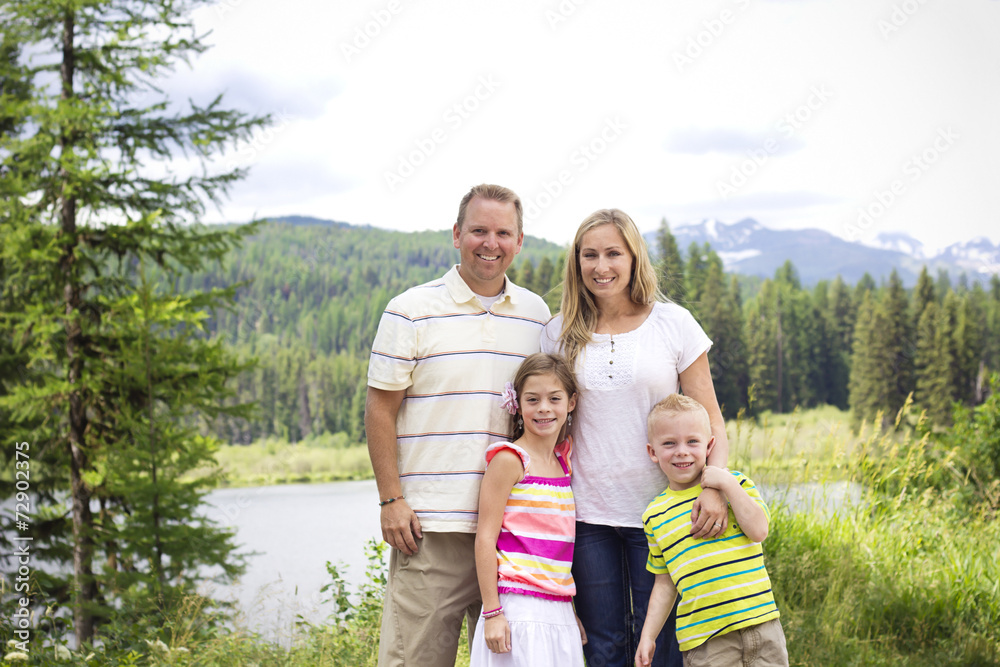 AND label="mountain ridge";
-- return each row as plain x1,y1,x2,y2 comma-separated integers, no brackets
659,218,999,286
